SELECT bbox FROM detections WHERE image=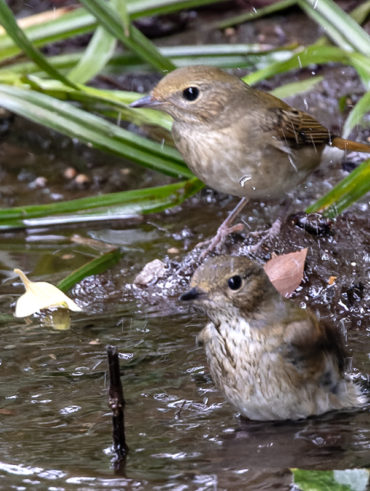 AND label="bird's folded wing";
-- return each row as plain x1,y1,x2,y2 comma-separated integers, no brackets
280,313,345,384
273,108,332,146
